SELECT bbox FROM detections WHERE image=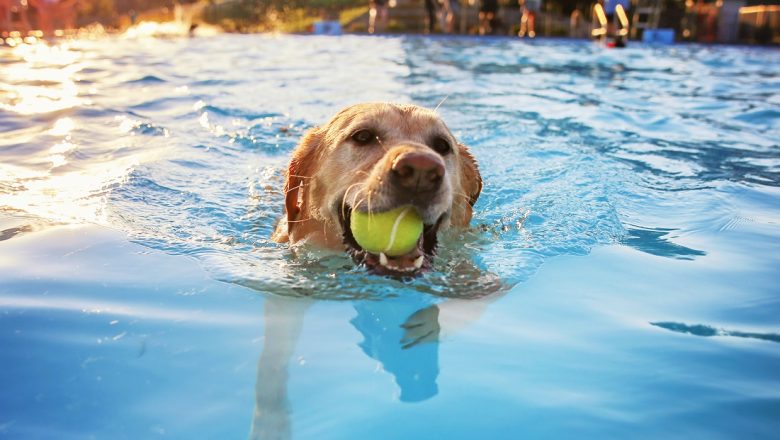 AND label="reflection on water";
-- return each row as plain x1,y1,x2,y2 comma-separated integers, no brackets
0,43,83,115
252,293,494,439
251,297,440,439
0,41,163,225
251,297,306,440
353,300,441,402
